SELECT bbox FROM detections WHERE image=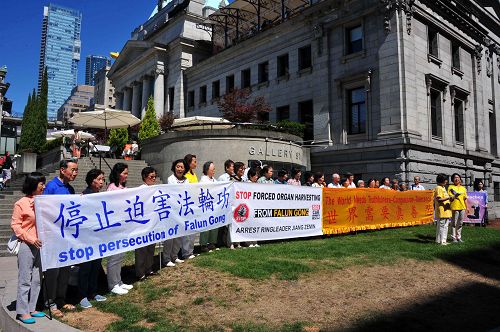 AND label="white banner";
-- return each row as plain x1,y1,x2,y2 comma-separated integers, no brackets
230,182,323,242
36,182,234,270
